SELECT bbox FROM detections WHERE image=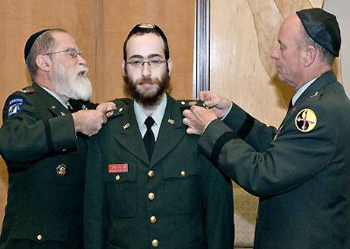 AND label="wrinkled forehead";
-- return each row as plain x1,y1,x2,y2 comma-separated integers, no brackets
52,32,78,50
126,33,165,59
